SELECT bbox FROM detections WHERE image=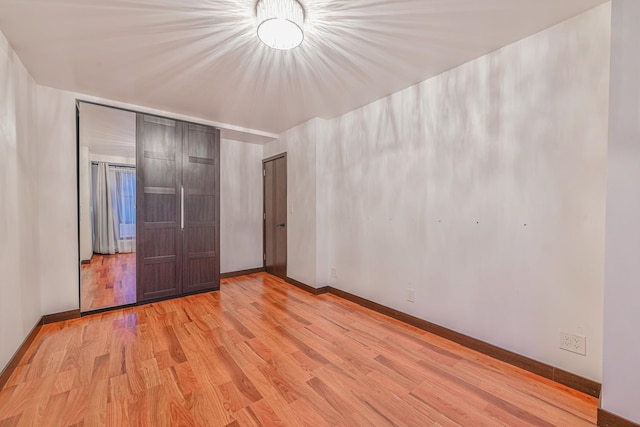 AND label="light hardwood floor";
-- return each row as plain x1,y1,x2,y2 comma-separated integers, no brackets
0,273,597,426
81,253,136,312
